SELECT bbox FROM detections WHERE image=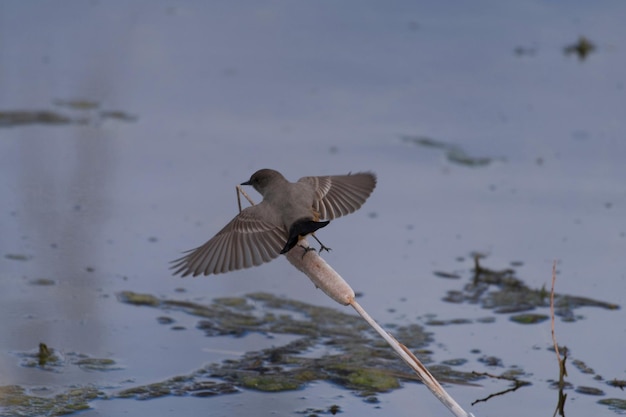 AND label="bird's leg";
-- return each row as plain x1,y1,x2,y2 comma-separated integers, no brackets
311,233,332,253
